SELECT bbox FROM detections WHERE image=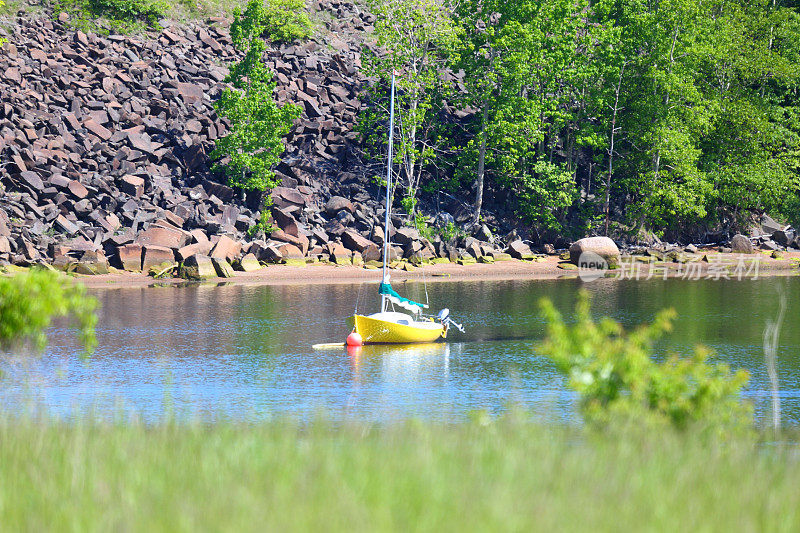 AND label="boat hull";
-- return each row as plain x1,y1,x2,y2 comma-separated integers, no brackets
348,314,445,344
